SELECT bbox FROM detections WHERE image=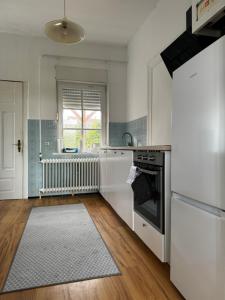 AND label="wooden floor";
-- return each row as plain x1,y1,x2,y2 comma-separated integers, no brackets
0,194,183,300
